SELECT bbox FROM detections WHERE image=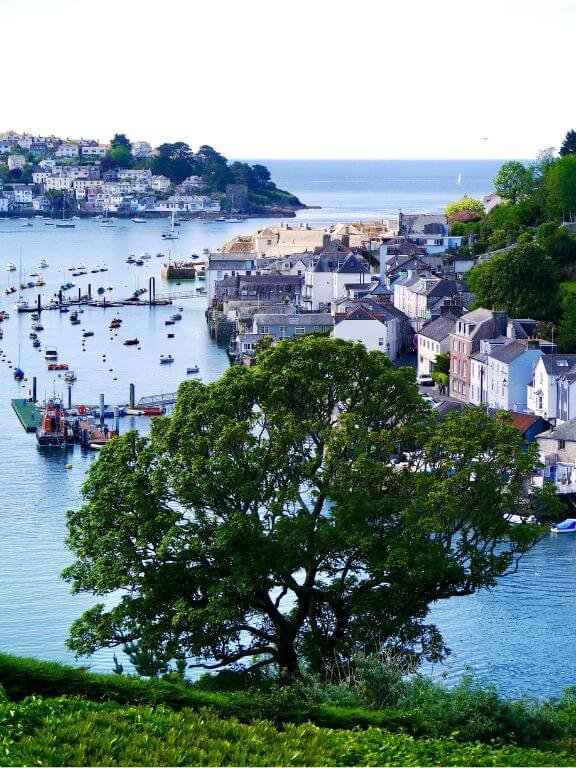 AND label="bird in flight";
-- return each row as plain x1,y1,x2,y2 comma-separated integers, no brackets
481,136,489,141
